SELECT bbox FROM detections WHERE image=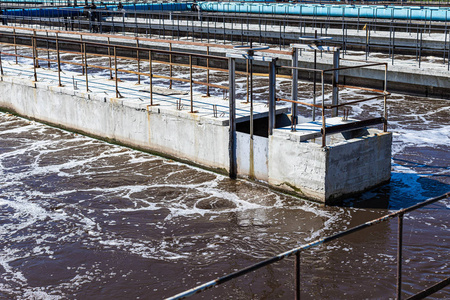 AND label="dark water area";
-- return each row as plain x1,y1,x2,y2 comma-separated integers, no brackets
0,51,449,299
